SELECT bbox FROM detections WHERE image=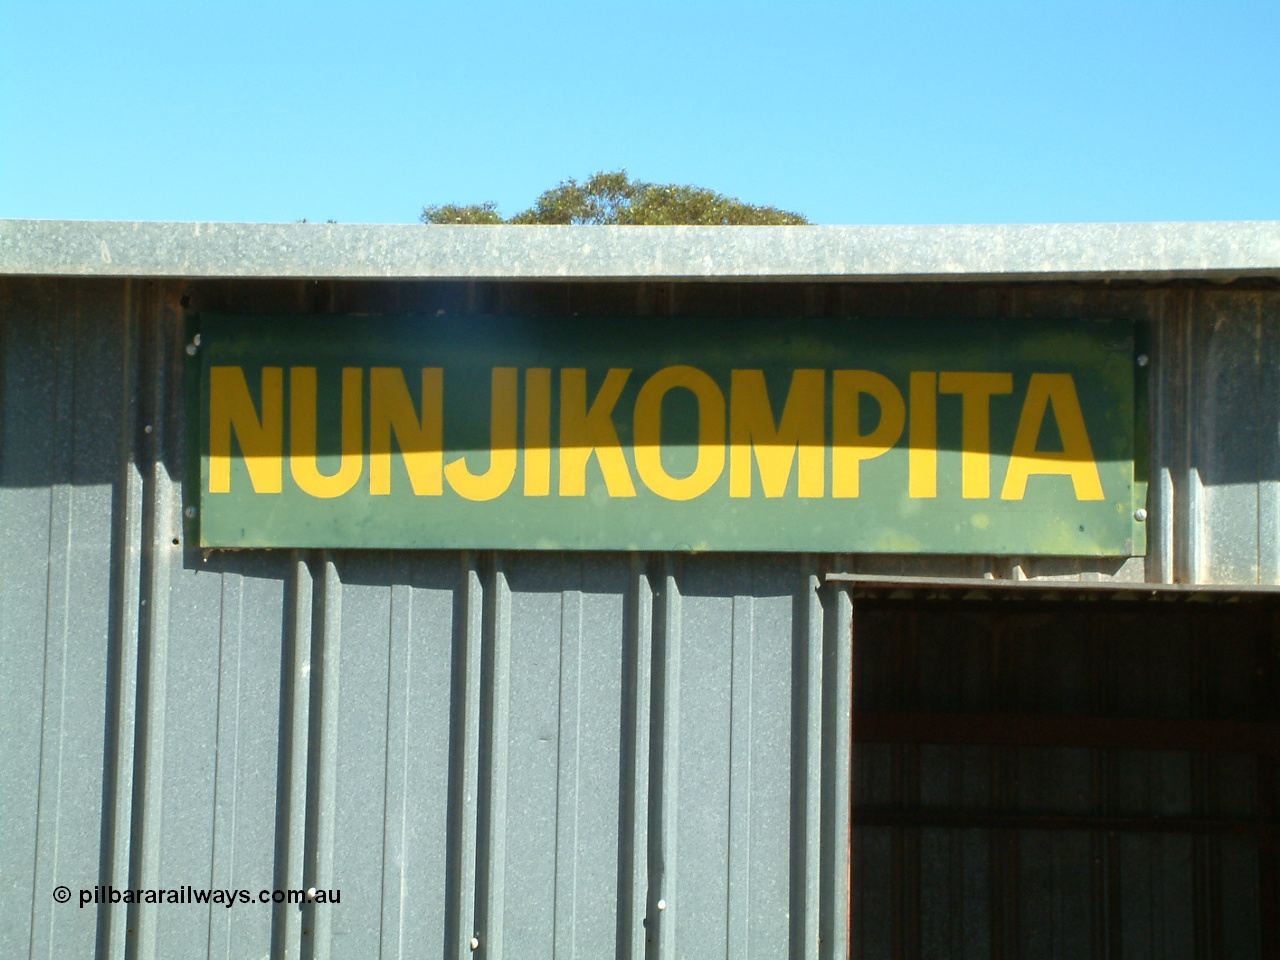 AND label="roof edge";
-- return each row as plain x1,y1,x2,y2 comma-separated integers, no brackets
3,219,1280,282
